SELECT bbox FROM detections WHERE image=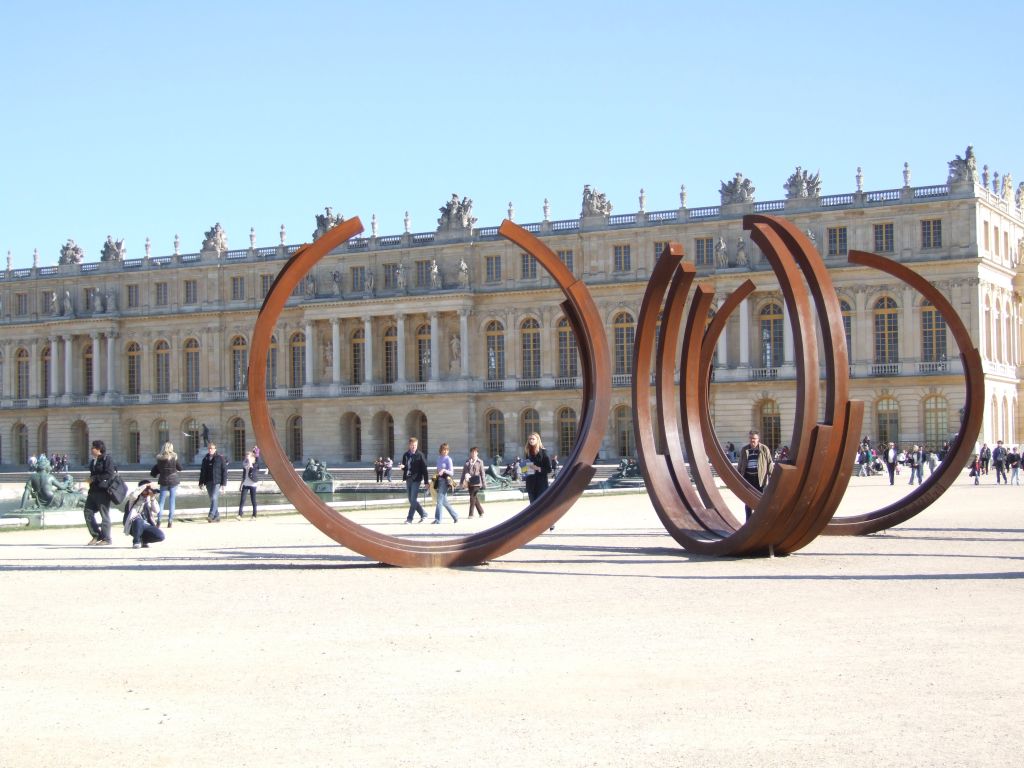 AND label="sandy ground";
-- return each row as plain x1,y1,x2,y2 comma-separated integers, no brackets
0,473,1021,768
